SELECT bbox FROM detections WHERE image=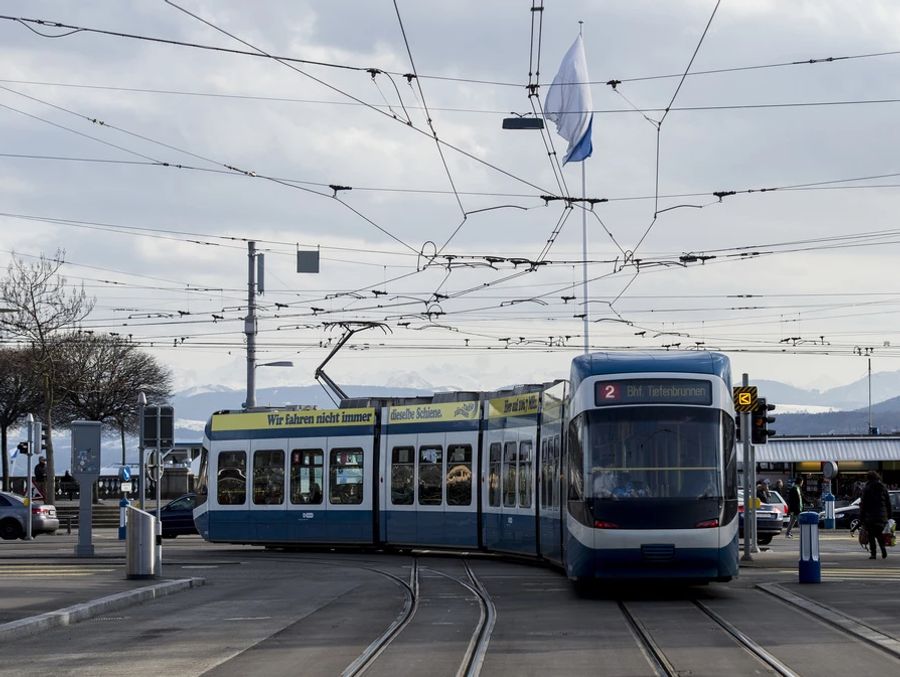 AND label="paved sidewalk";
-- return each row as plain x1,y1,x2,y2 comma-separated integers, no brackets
0,531,204,639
